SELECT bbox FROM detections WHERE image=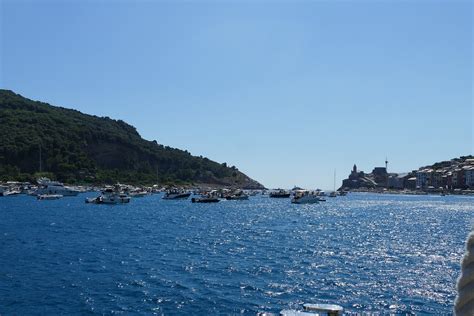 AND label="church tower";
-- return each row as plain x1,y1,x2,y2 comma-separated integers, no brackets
352,164,357,175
